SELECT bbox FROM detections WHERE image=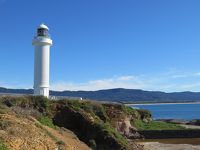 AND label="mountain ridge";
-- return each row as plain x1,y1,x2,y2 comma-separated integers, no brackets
1,87,200,103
